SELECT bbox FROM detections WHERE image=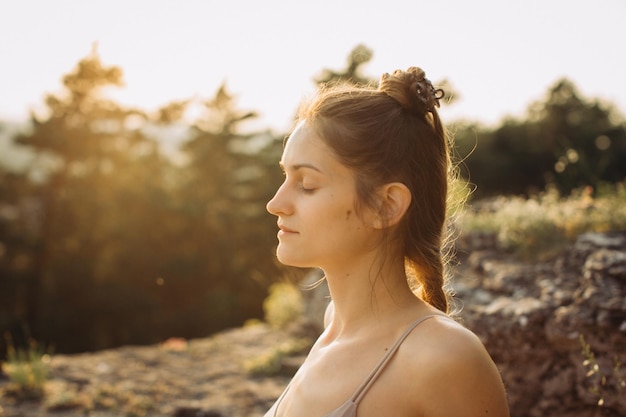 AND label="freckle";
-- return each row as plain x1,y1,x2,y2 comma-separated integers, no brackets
345,210,352,220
